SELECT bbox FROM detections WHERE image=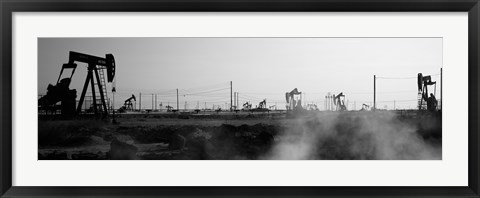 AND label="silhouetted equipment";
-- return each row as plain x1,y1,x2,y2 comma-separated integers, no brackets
333,92,347,111
242,102,252,111
417,73,437,111
285,88,303,112
39,51,116,118
73,51,116,117
361,104,370,111
119,94,136,112
258,99,267,109
306,103,319,111
251,99,269,112
38,75,77,116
